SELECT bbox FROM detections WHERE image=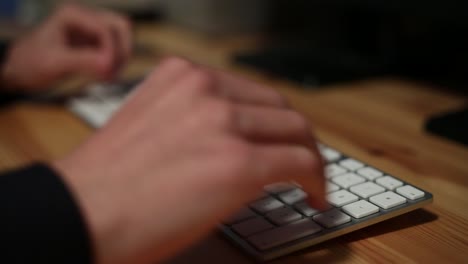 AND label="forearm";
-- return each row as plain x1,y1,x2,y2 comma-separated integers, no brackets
0,163,93,263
